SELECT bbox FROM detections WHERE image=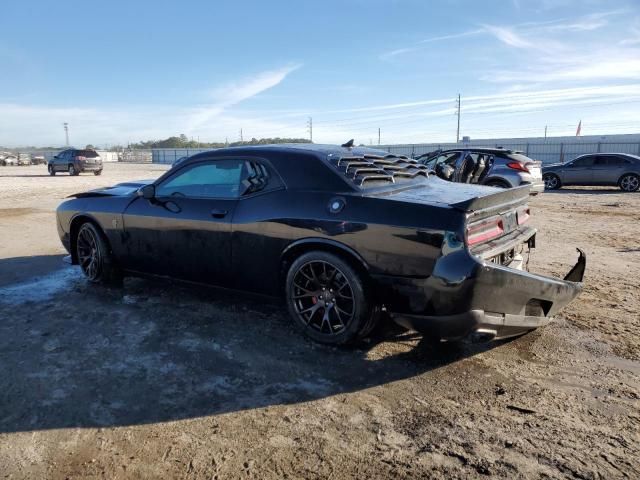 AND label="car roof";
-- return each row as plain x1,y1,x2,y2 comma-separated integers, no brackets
436,147,523,154
186,143,429,190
